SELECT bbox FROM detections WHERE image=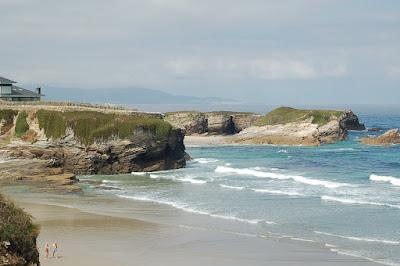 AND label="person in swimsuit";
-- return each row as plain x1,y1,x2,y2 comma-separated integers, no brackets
44,243,50,259
52,242,58,258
